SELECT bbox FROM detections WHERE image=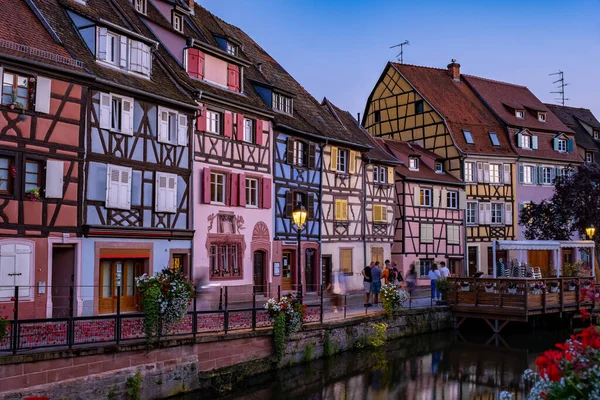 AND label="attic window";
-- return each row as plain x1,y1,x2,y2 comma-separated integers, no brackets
463,130,474,144
538,112,546,122
134,0,147,14
415,100,424,114
435,161,444,173
515,110,525,119
595,131,600,139
173,14,183,33
226,42,238,56
272,92,292,114
520,134,531,149
408,157,419,171
374,110,381,123
489,132,500,146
